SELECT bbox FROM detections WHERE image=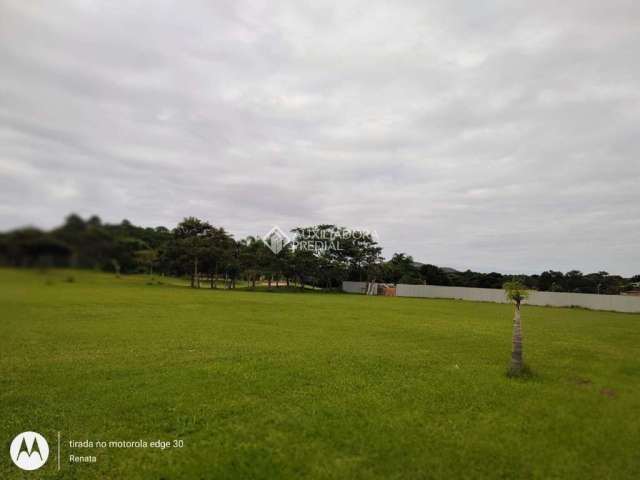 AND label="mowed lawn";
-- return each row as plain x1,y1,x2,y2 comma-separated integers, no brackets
1,269,639,479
